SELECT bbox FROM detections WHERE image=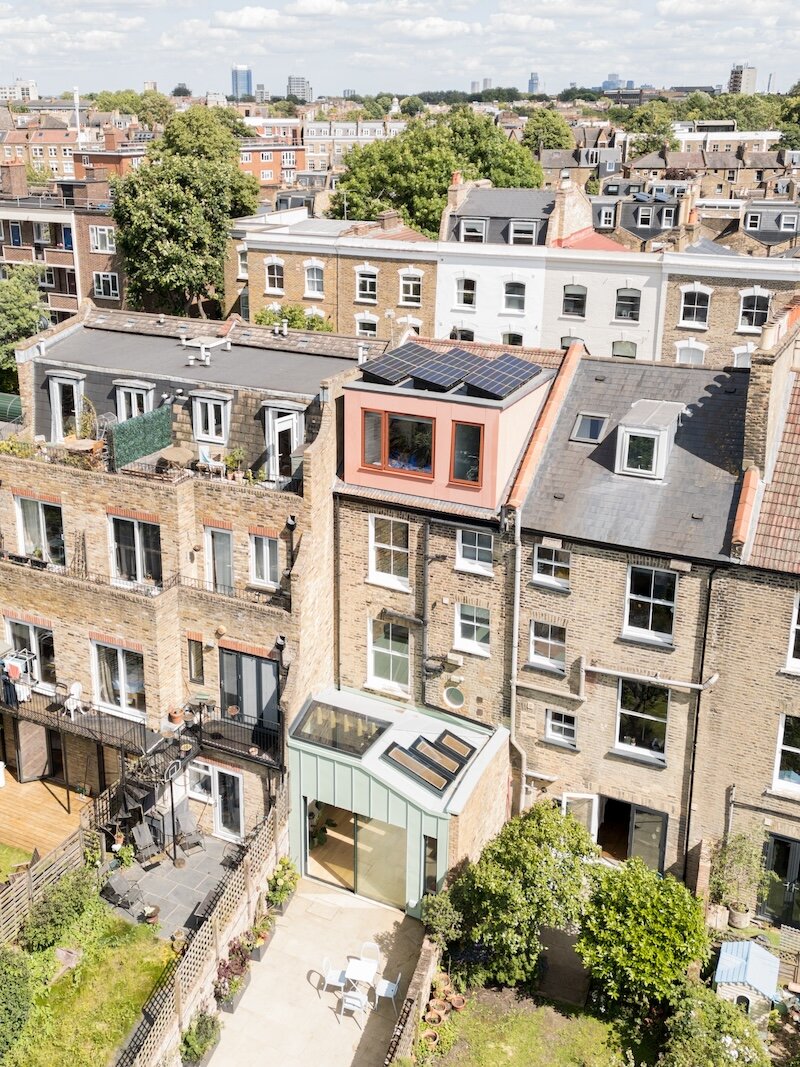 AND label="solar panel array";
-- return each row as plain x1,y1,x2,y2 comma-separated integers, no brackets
411,348,486,391
360,341,432,385
464,352,542,400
